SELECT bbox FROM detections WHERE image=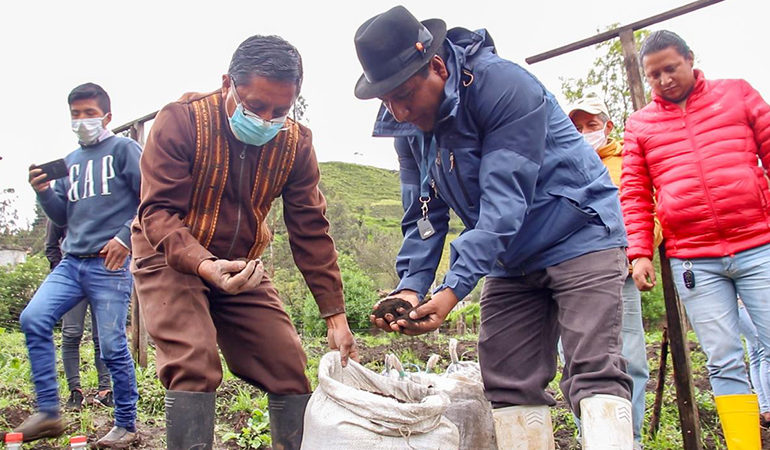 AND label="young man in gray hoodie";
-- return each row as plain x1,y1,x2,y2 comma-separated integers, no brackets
16,83,140,448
